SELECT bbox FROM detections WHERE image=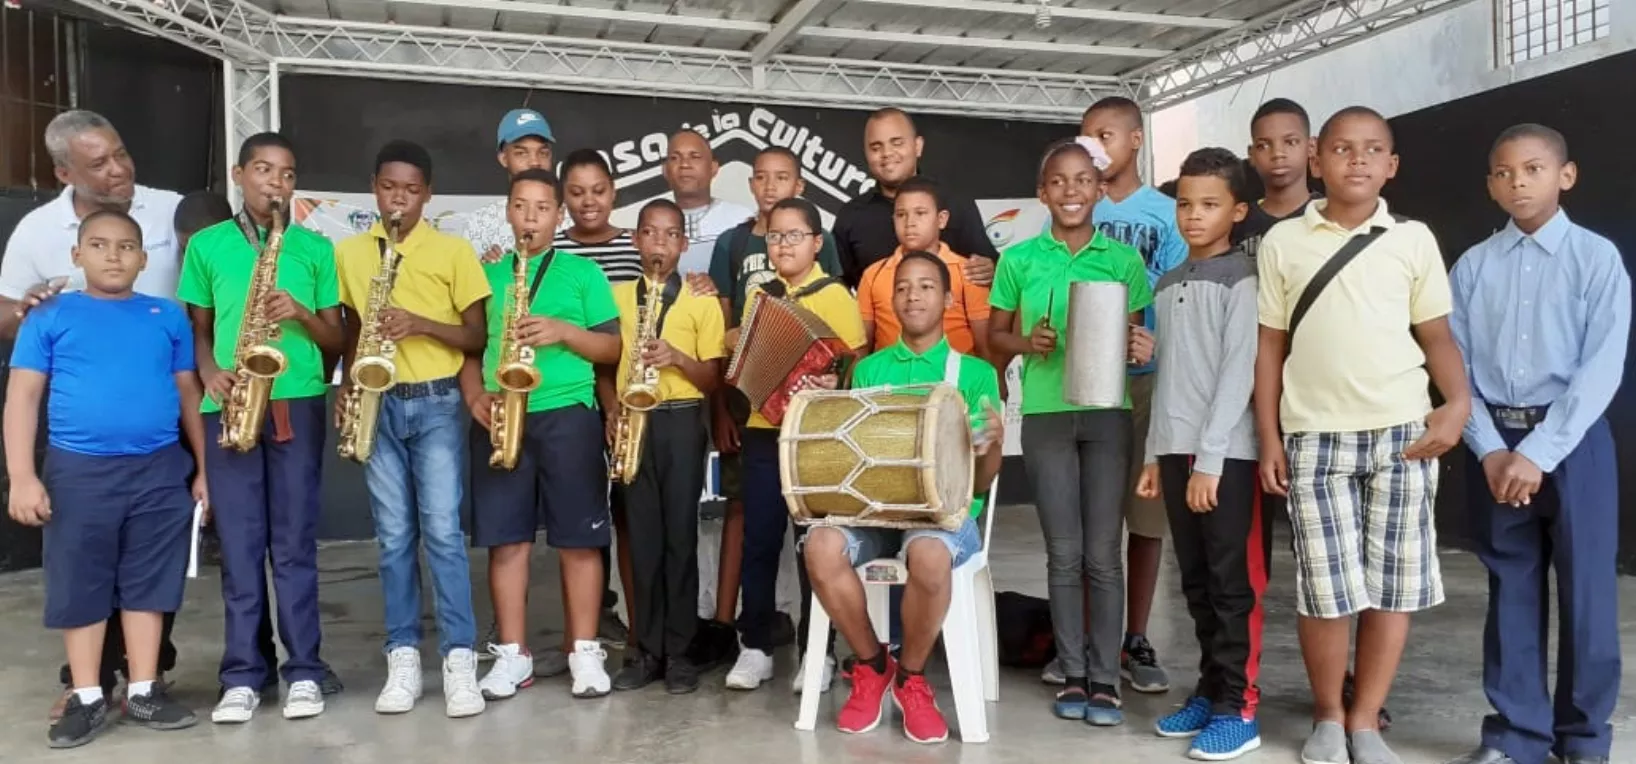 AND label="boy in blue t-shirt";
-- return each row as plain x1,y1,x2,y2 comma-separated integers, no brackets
1068,95,1187,694
6,210,209,748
